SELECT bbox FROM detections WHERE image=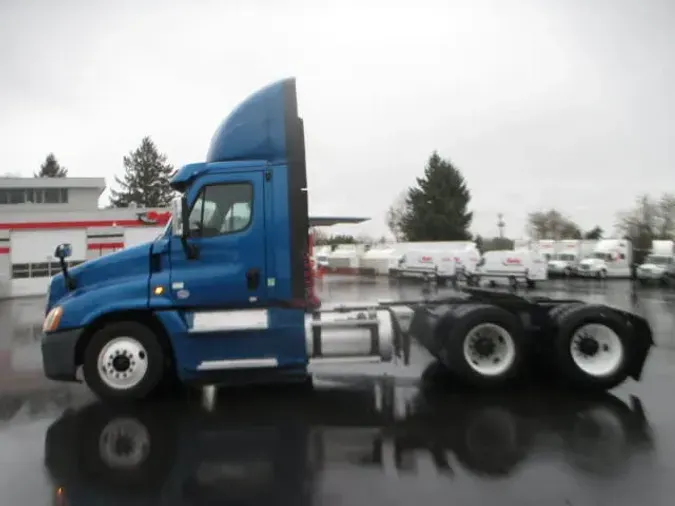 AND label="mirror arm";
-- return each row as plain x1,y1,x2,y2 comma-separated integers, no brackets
58,257,76,291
